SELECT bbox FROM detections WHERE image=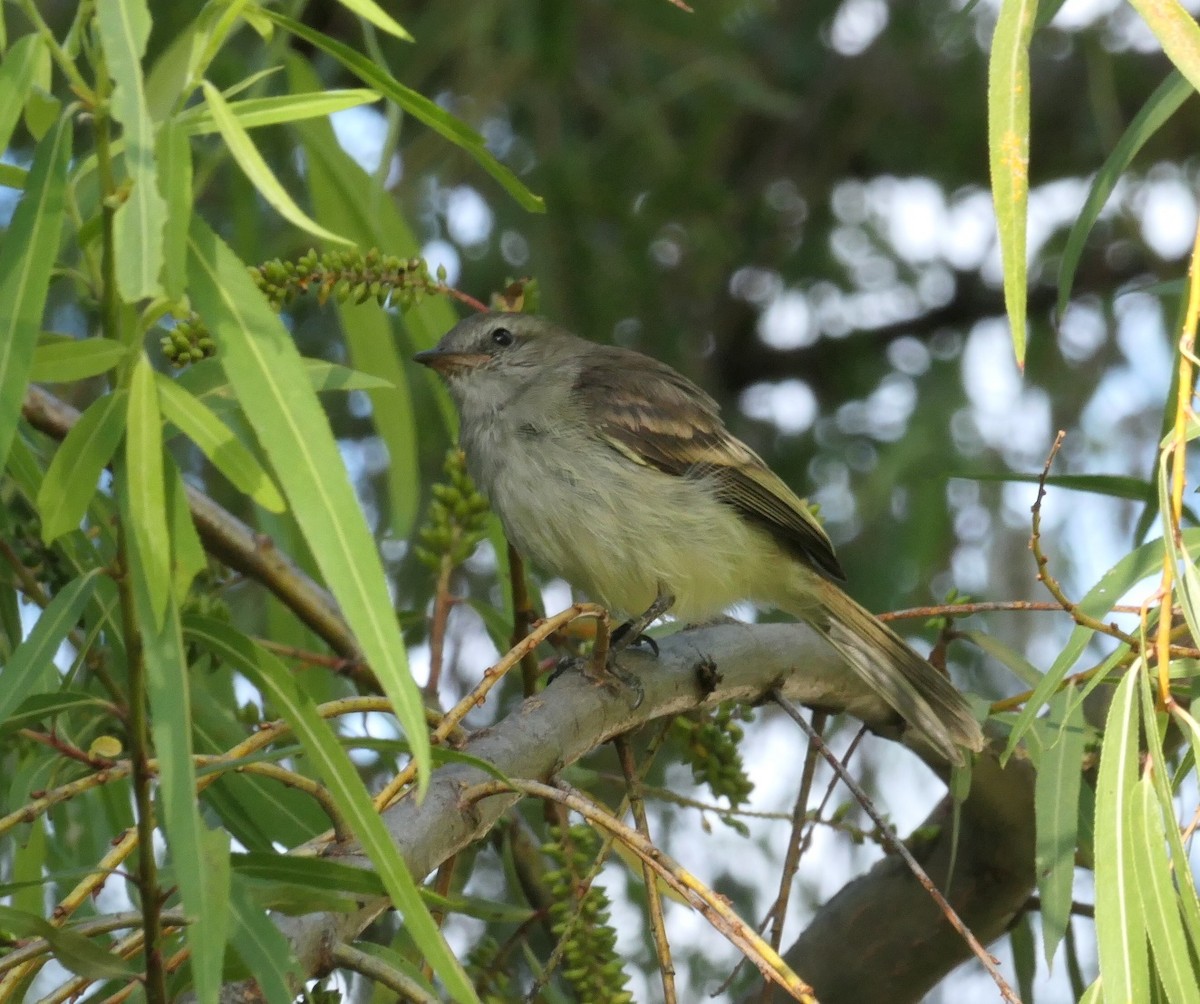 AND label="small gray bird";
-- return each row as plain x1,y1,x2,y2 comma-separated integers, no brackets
415,312,984,764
